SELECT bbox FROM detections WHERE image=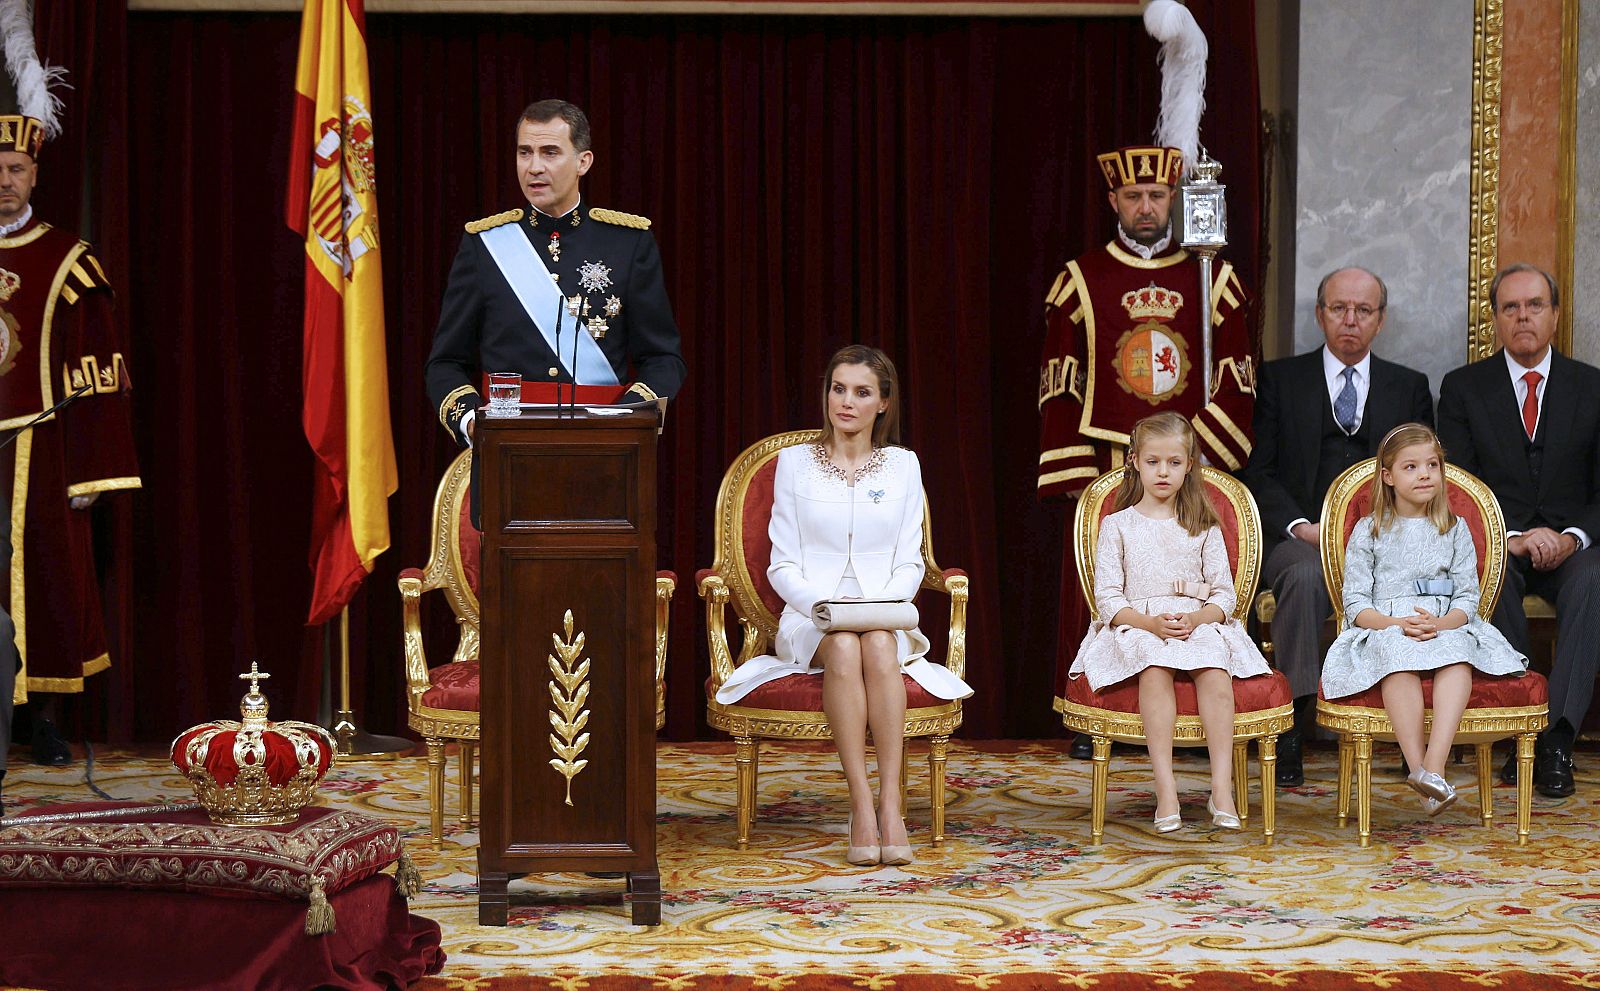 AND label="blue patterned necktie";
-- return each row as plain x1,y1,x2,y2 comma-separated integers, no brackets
1334,366,1358,434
